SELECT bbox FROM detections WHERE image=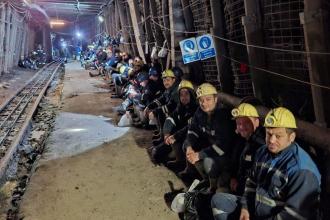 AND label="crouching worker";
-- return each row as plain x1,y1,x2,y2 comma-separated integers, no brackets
151,80,198,167
211,107,321,220
144,69,181,145
229,103,265,196
184,83,236,193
